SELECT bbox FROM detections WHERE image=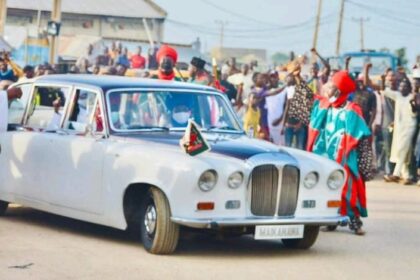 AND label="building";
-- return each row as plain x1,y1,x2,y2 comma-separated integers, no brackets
5,0,166,43
3,1,202,67
211,47,267,66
